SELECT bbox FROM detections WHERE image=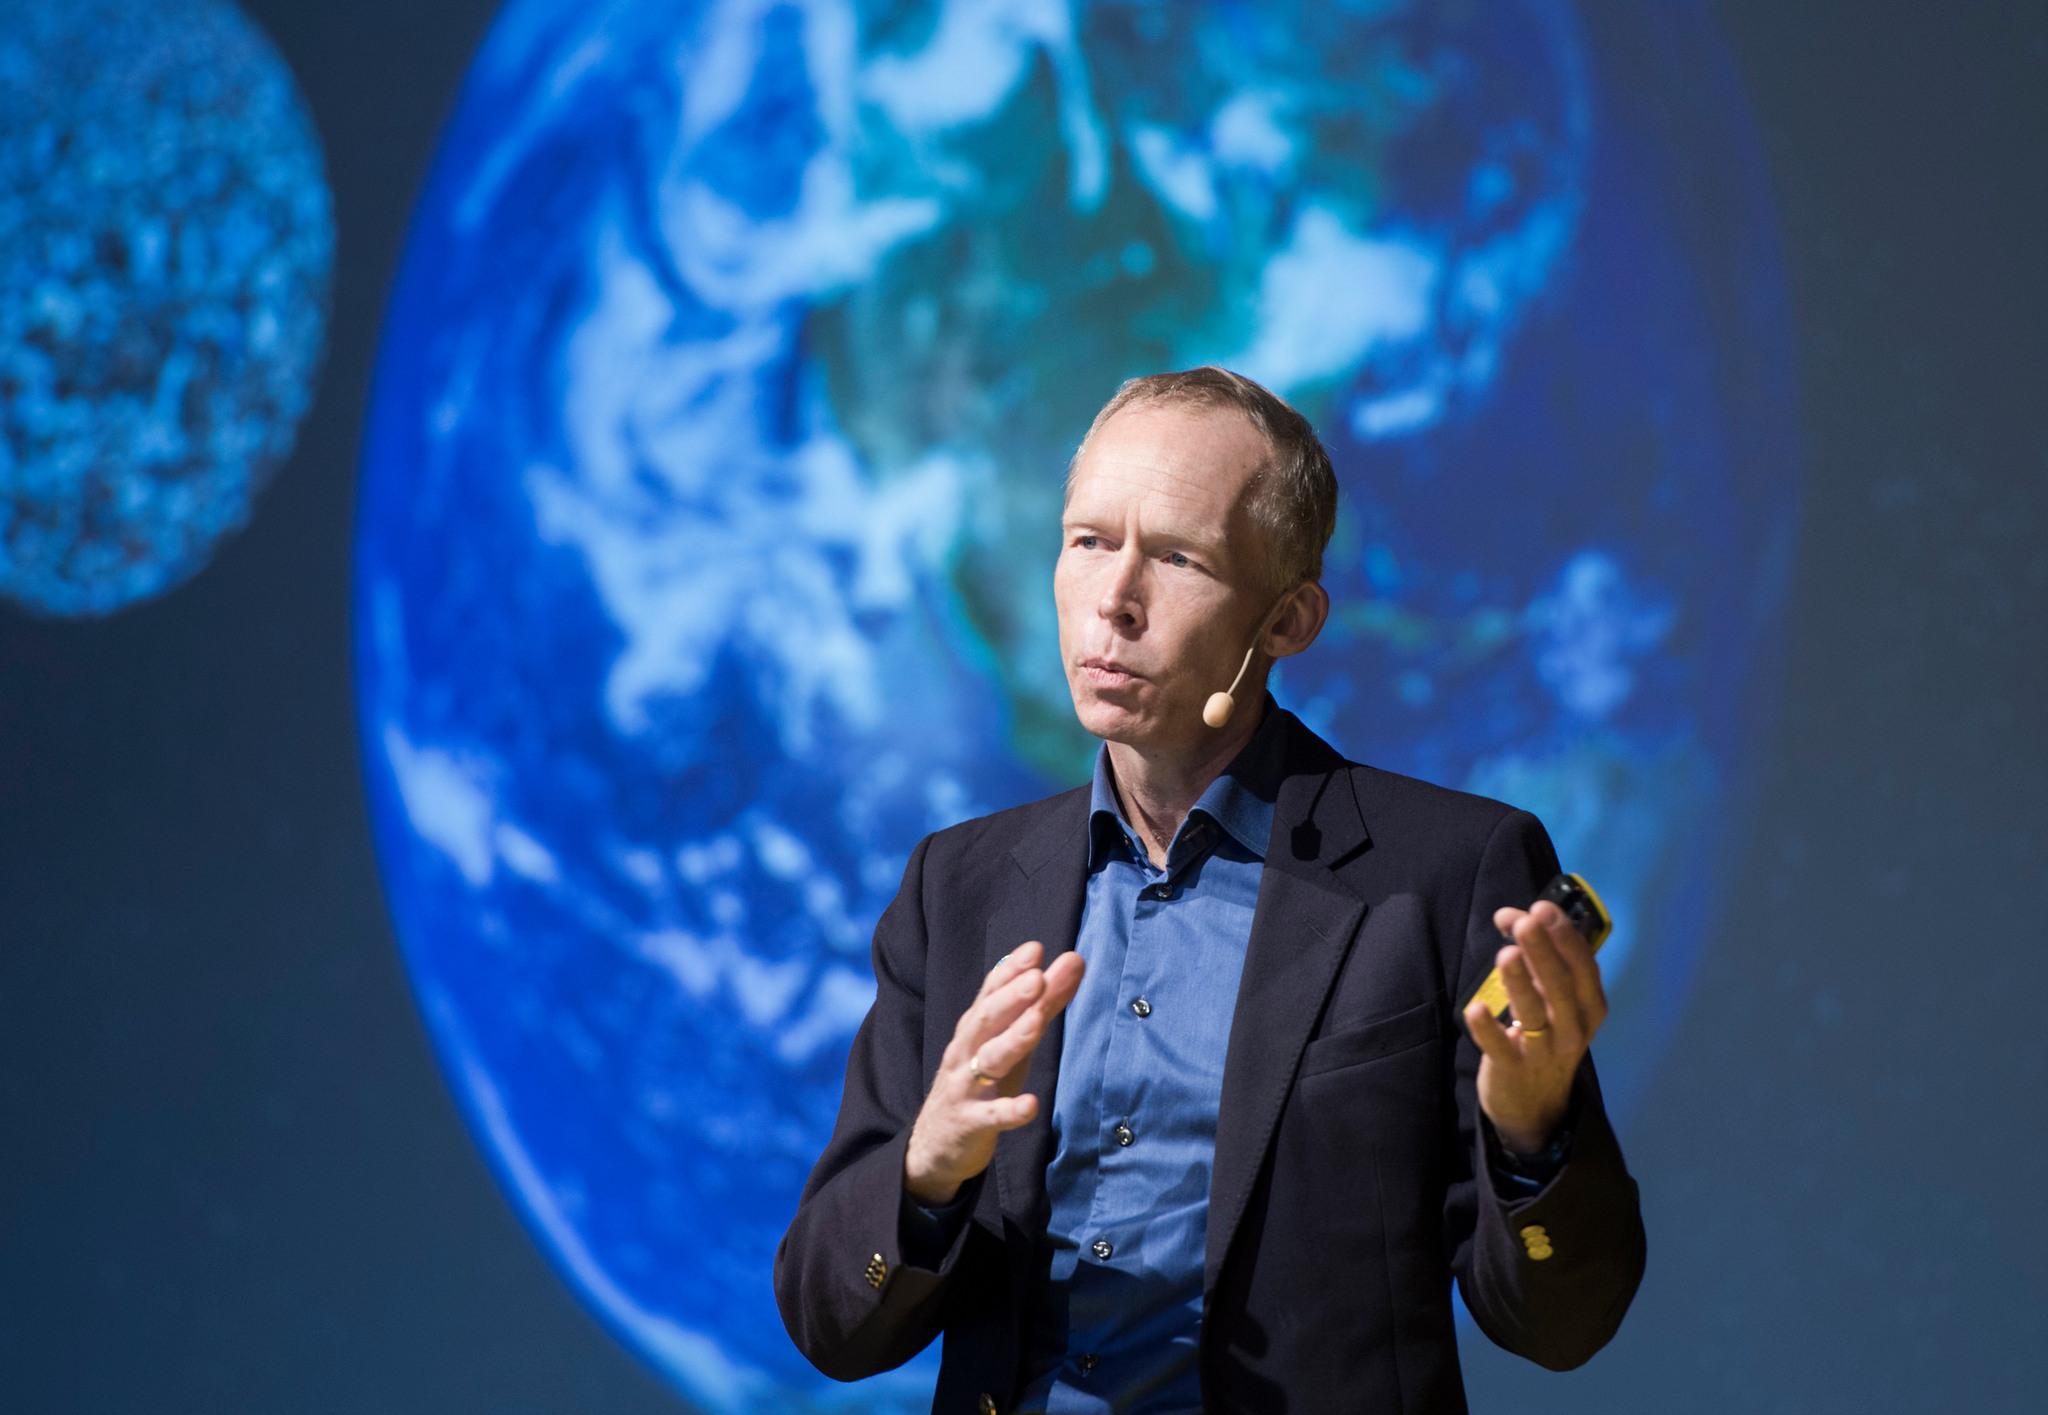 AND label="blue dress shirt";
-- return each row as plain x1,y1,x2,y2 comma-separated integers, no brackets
1012,698,1289,1413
